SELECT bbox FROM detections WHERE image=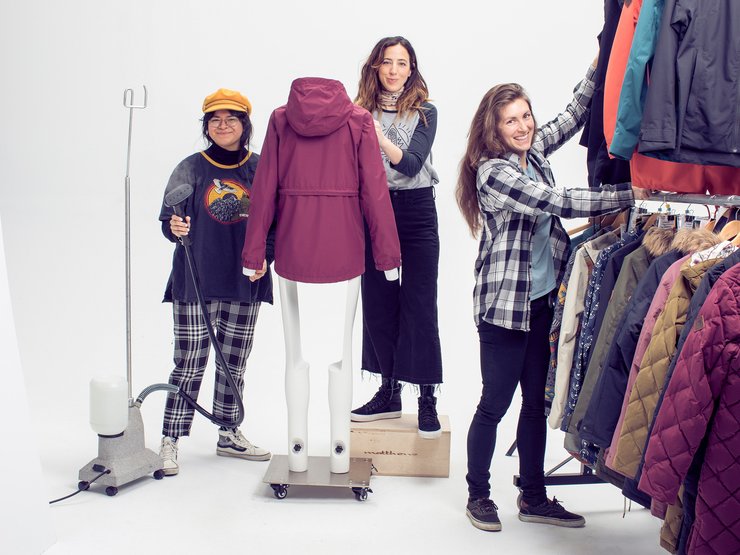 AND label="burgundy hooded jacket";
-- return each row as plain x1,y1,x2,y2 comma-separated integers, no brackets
242,77,401,283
